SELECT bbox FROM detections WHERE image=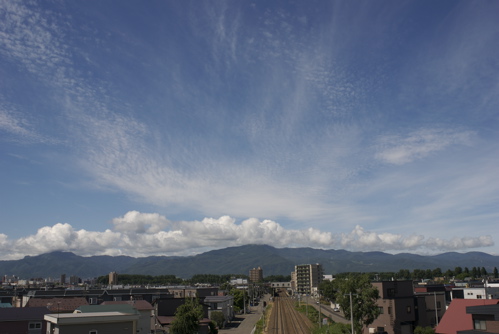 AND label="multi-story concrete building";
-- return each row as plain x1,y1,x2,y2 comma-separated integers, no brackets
109,272,118,285
369,281,416,334
367,281,449,334
294,263,323,296
249,267,263,282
